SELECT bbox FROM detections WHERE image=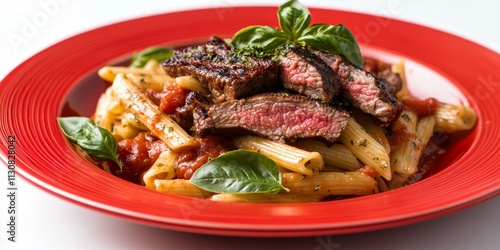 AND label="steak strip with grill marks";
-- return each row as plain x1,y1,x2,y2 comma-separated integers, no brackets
313,50,402,126
161,36,279,103
278,44,342,103
193,93,350,143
